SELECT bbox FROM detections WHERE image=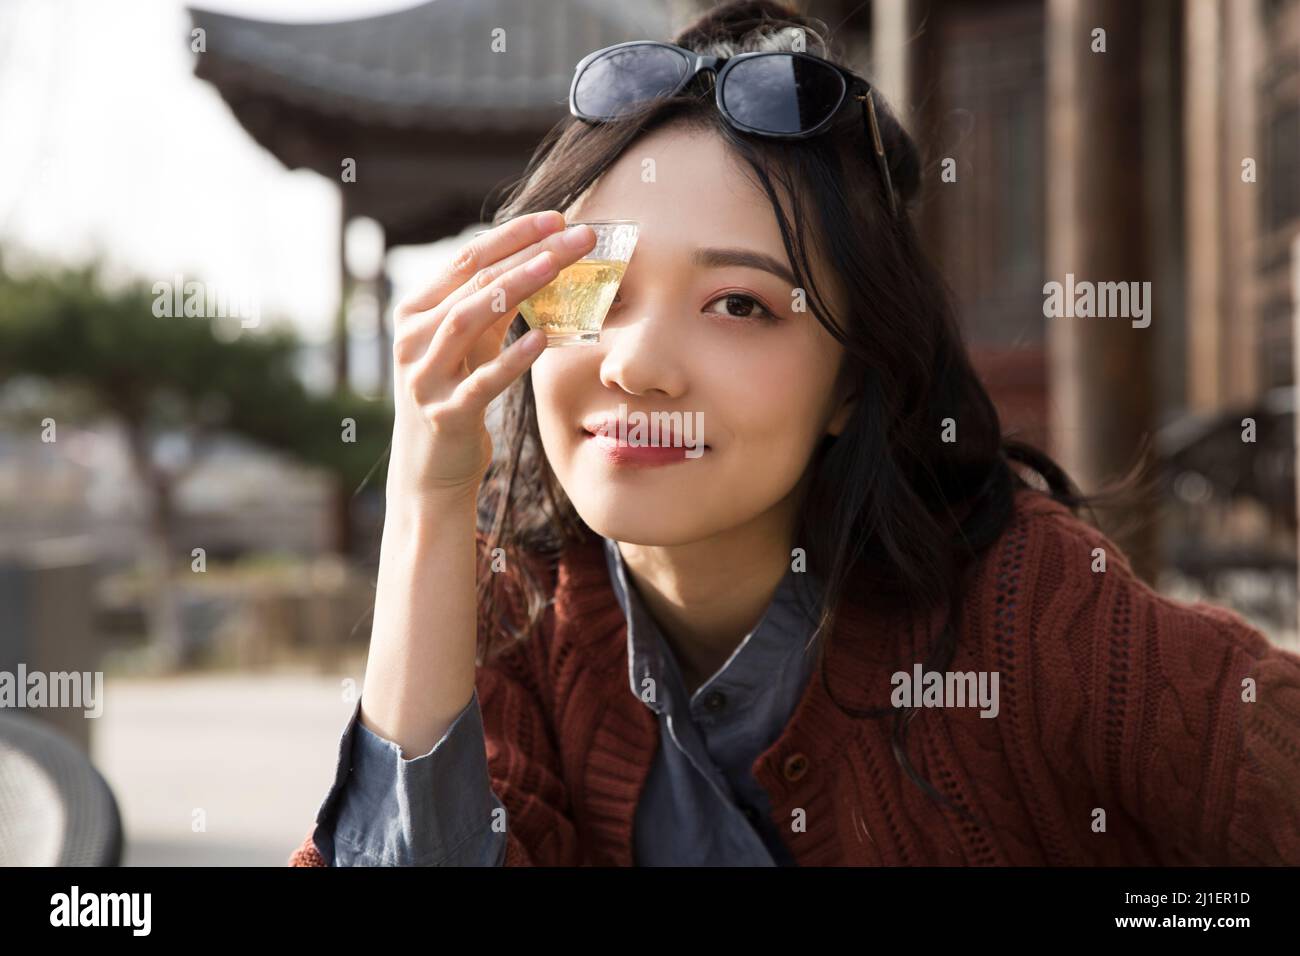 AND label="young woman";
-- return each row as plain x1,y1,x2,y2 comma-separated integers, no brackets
291,1,1300,867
